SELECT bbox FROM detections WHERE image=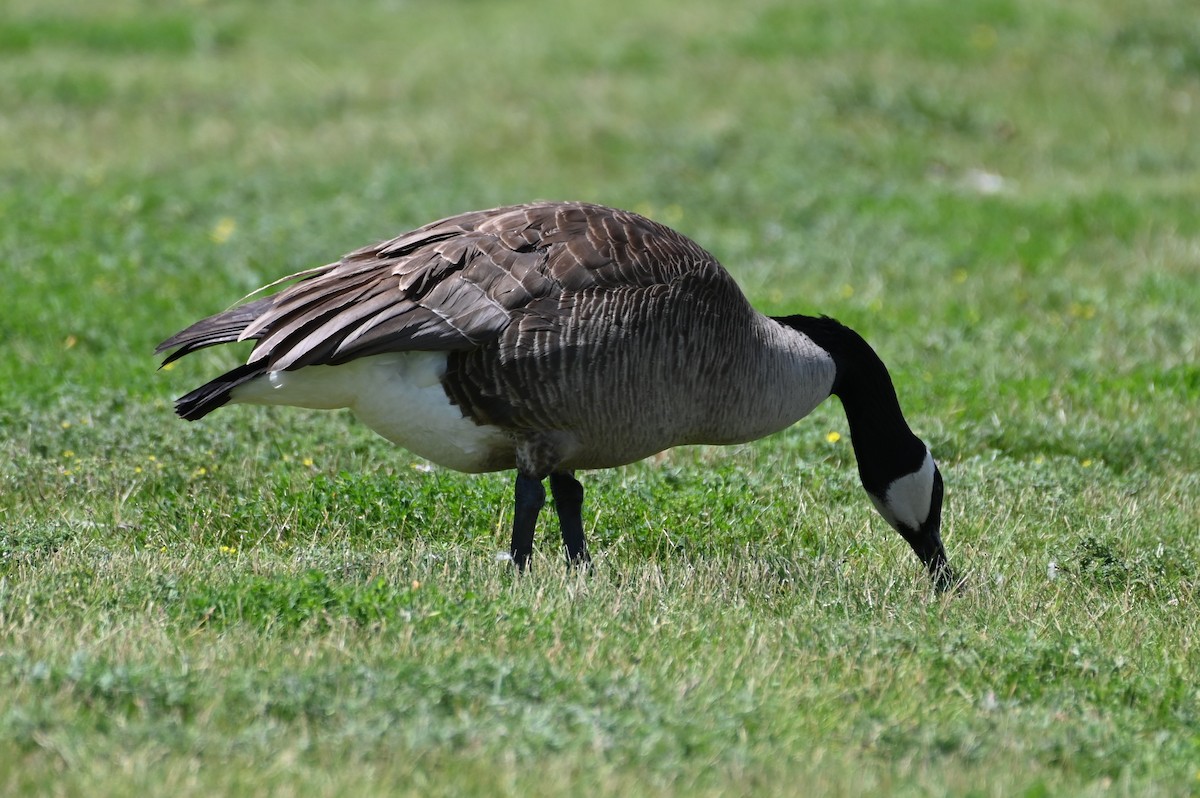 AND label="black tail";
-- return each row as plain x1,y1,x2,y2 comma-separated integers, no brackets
157,297,278,420
174,362,267,421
